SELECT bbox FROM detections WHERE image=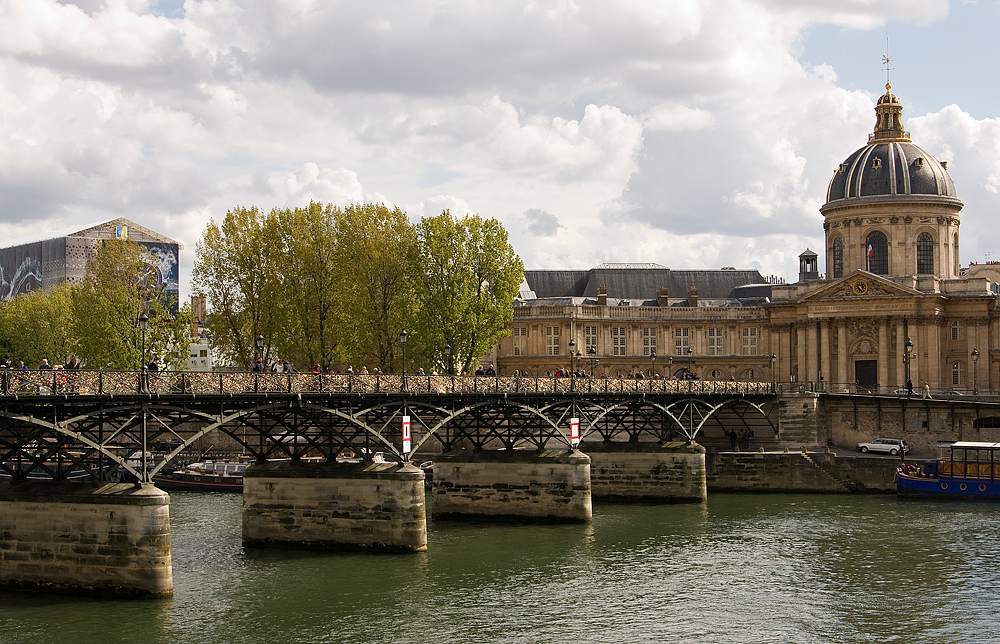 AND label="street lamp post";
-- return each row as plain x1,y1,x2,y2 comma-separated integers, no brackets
138,313,149,394
587,345,597,376
771,354,777,392
568,338,576,376
399,330,407,391
255,334,264,363
445,343,452,377
650,348,657,378
972,347,980,396
904,337,913,398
